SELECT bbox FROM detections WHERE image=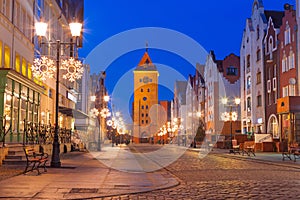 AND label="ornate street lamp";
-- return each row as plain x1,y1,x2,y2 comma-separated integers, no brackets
33,21,83,167
221,97,240,153
91,95,110,151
